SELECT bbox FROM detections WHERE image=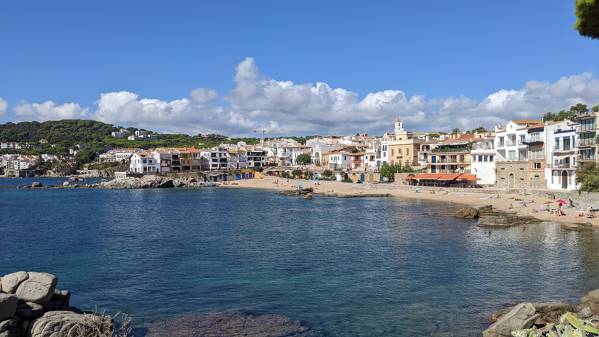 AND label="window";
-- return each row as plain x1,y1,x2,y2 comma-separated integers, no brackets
519,135,525,144
498,137,505,146
555,138,560,150
490,155,494,161
533,162,541,169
